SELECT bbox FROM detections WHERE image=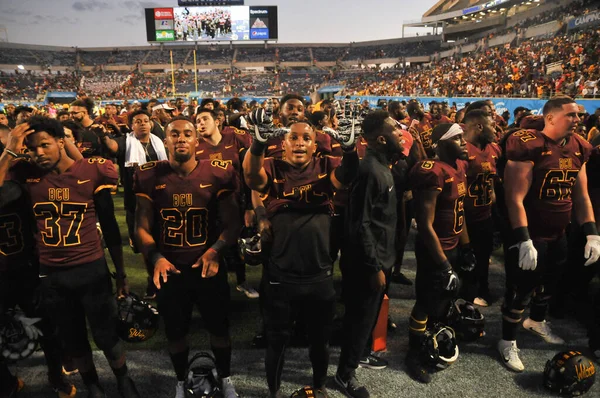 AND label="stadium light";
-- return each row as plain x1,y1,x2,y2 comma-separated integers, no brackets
17,65,24,70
